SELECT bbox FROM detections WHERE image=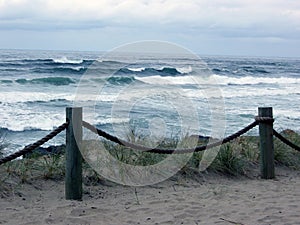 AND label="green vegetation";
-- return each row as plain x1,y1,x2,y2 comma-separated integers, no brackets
273,129,300,169
210,144,247,176
2,153,65,183
0,129,299,192
0,131,7,158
